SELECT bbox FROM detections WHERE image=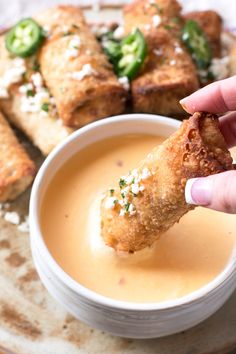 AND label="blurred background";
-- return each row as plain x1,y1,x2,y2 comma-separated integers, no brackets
0,0,235,31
